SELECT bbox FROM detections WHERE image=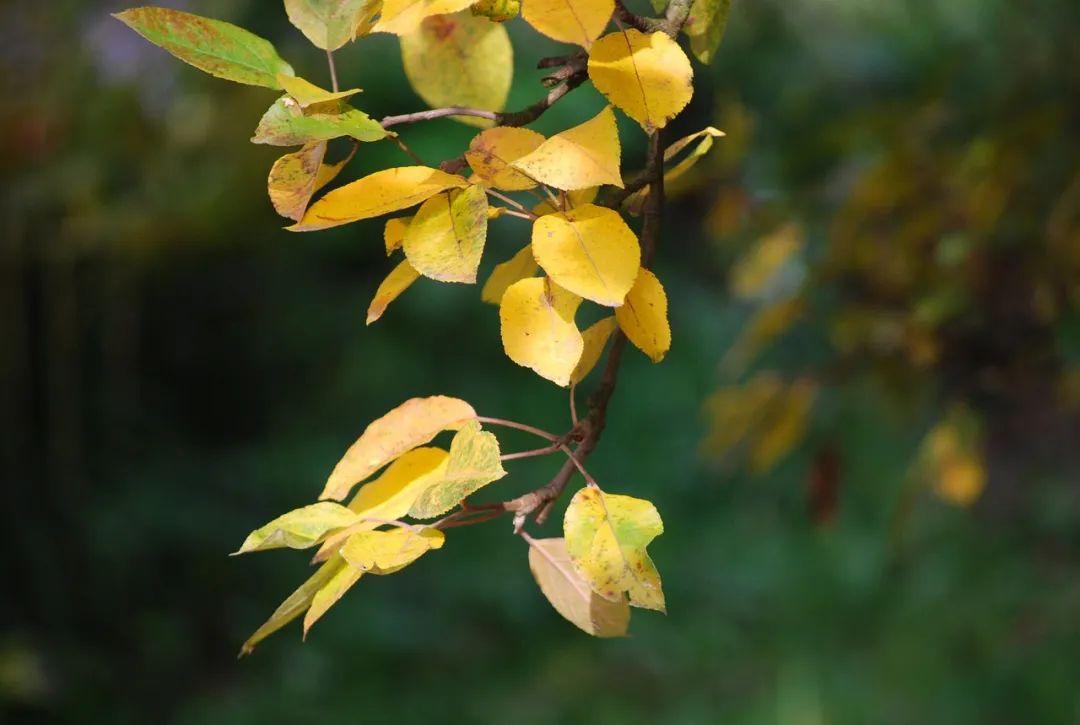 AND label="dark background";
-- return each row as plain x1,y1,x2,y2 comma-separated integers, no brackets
2,0,1079,722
